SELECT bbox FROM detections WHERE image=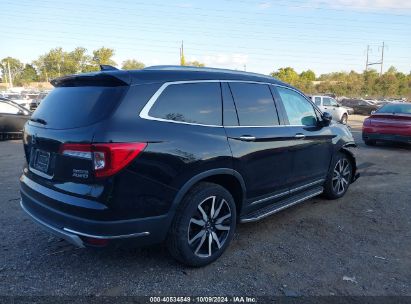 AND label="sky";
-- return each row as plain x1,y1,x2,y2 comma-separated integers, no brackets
0,0,410,76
